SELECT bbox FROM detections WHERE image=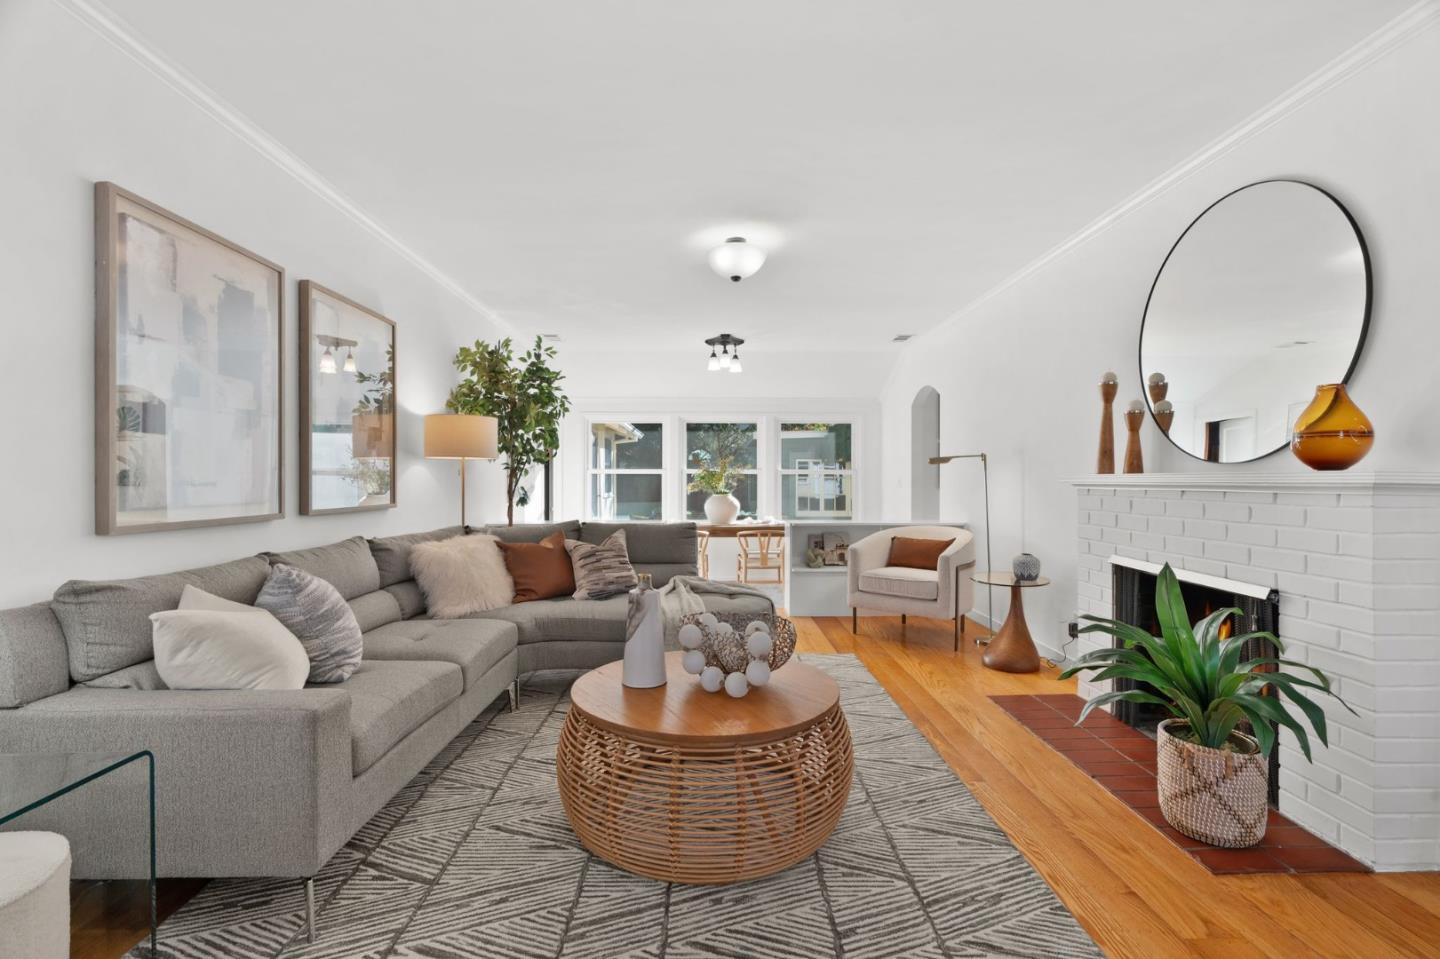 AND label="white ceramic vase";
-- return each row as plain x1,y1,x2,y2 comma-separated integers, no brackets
622,581,665,688
703,493,741,525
